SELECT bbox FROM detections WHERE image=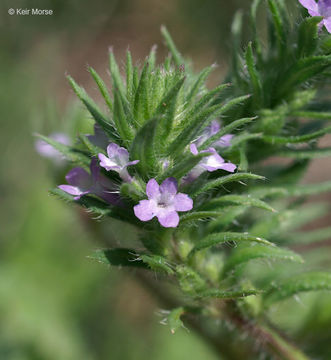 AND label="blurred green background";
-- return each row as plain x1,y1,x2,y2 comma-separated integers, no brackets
1,0,330,359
